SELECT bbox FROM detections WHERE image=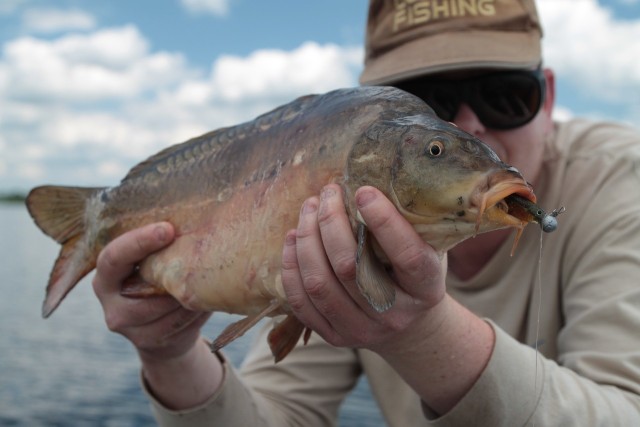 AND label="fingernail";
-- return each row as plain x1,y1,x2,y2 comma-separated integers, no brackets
320,186,336,201
356,187,376,208
154,224,168,242
285,230,297,246
301,199,318,215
